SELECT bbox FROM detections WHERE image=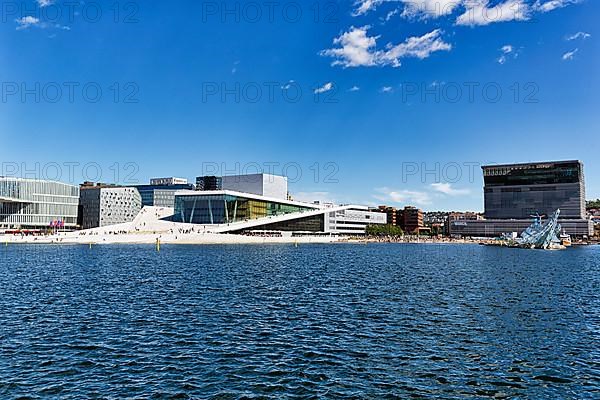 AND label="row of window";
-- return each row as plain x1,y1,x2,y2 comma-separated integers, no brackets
0,179,79,201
